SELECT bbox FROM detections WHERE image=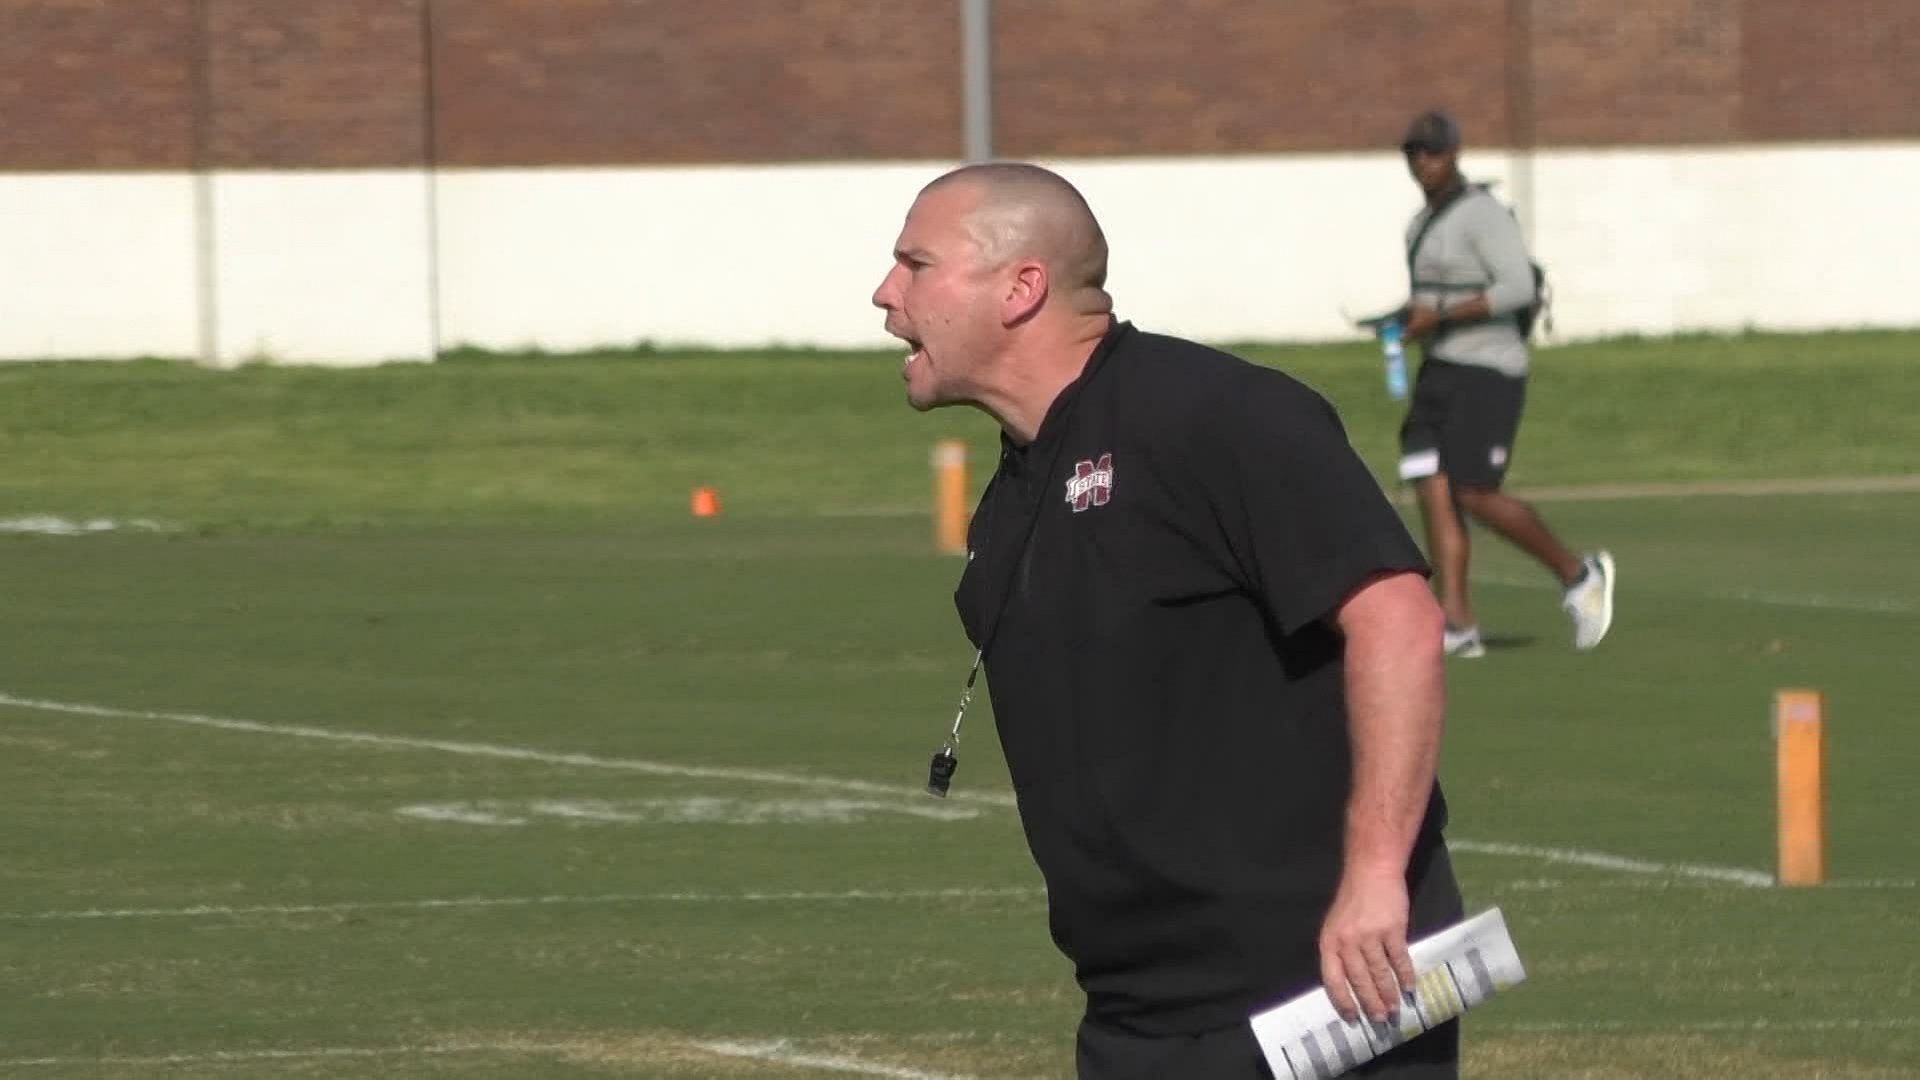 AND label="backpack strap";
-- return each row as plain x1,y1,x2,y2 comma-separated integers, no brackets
1406,183,1547,340
1406,182,1476,274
